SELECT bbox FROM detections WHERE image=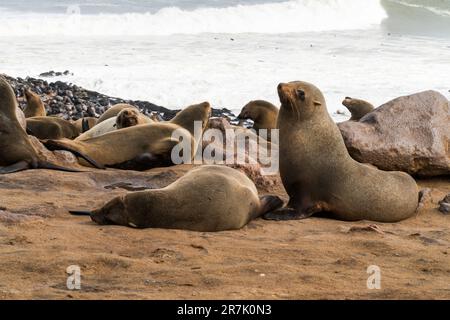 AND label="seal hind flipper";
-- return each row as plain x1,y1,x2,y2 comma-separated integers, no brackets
43,140,106,169
256,195,284,218
0,161,31,174
69,210,92,216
